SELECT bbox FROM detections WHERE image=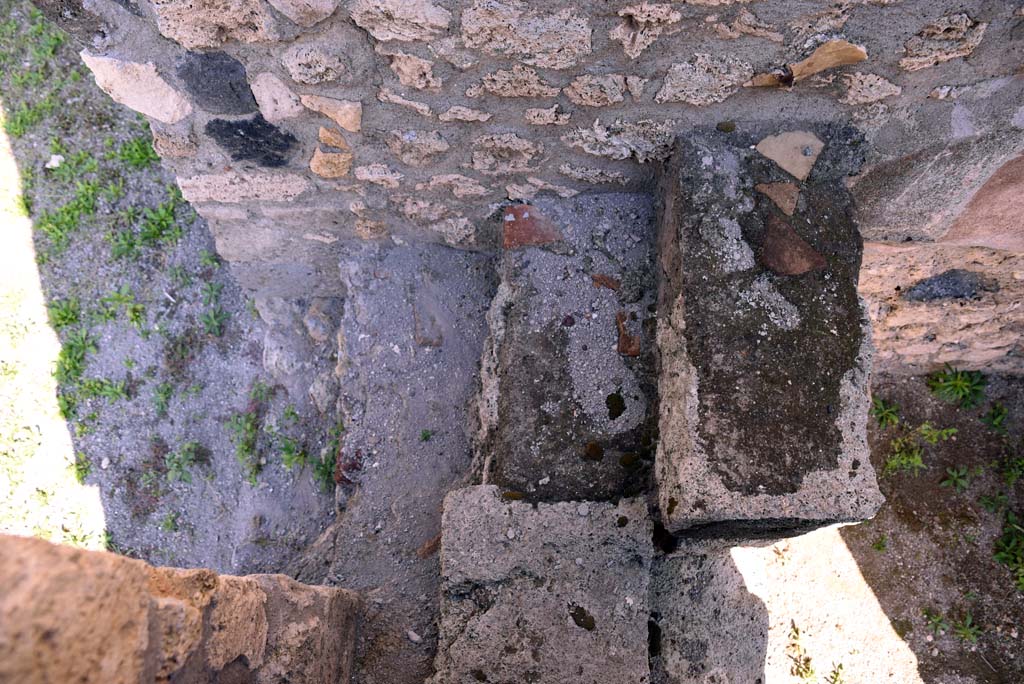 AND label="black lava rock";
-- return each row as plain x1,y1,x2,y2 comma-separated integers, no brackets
904,269,999,302
205,115,297,168
177,51,257,115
